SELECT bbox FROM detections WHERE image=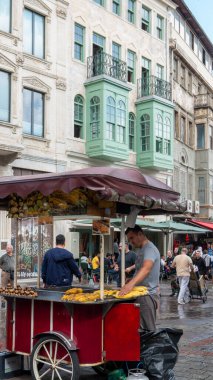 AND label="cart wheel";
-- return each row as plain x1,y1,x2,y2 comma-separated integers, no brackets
30,336,80,380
